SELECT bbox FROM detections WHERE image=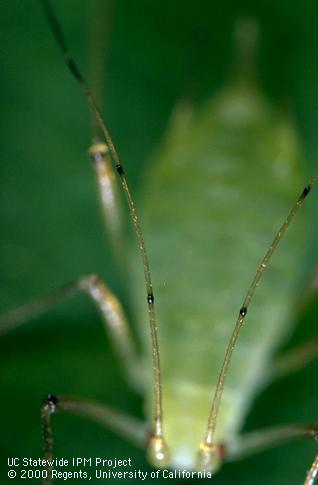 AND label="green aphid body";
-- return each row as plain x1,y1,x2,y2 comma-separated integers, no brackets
132,70,306,468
